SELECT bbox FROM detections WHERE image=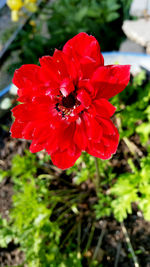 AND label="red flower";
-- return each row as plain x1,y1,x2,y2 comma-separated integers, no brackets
11,33,130,169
